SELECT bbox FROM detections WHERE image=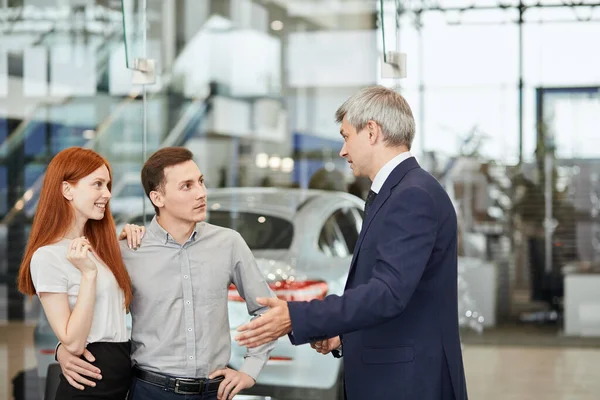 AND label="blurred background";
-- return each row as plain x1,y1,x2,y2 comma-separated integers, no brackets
1,0,599,399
